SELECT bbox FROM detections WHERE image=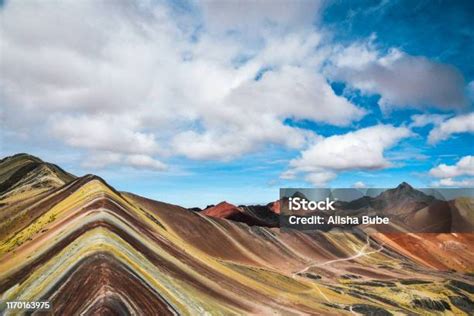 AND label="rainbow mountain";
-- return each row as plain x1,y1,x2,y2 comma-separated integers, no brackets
0,153,473,315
